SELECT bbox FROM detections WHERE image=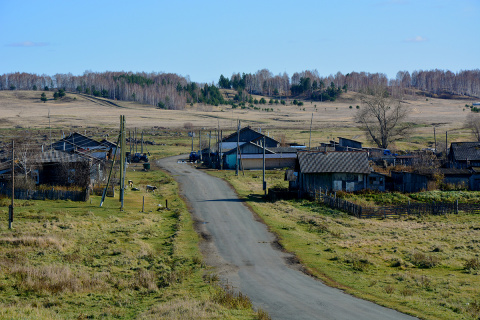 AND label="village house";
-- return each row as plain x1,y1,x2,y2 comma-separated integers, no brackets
31,150,95,187
449,142,480,169
293,151,371,193
215,126,300,170
51,132,117,160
